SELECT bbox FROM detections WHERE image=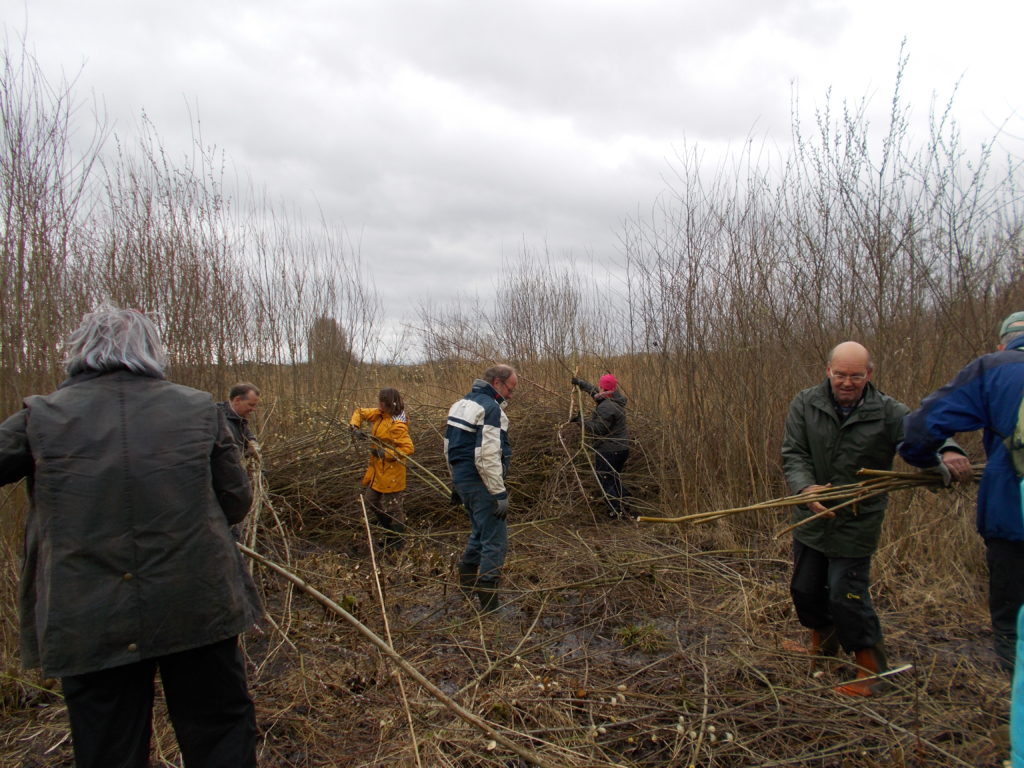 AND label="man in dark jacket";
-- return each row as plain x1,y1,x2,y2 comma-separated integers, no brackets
782,341,968,696
0,307,261,767
445,364,516,612
899,311,1024,675
218,381,261,457
571,373,630,518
